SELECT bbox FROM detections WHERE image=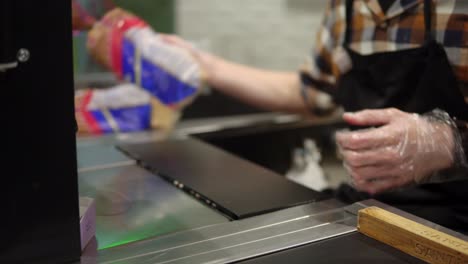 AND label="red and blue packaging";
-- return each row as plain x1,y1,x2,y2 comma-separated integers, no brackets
83,8,204,134
75,84,152,134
